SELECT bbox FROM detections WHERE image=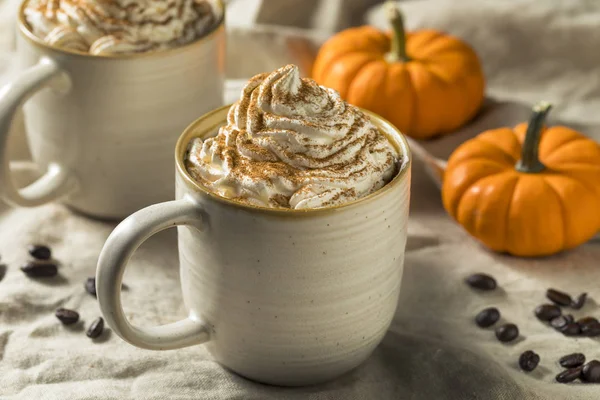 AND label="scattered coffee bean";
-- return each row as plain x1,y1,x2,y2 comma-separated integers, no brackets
465,273,497,291
475,307,500,328
20,261,57,278
560,353,586,369
85,277,96,297
564,314,574,324
572,293,587,310
534,304,562,322
582,360,600,383
495,323,519,342
546,288,572,307
55,308,79,325
86,317,104,339
28,244,52,260
581,322,600,337
577,317,599,327
556,367,582,383
560,323,581,337
519,350,540,372
550,315,570,330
